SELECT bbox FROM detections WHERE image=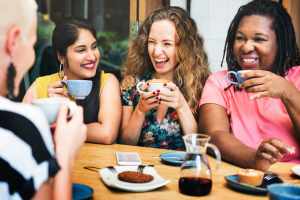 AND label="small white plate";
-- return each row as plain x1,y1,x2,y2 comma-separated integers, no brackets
291,165,300,177
99,166,170,192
